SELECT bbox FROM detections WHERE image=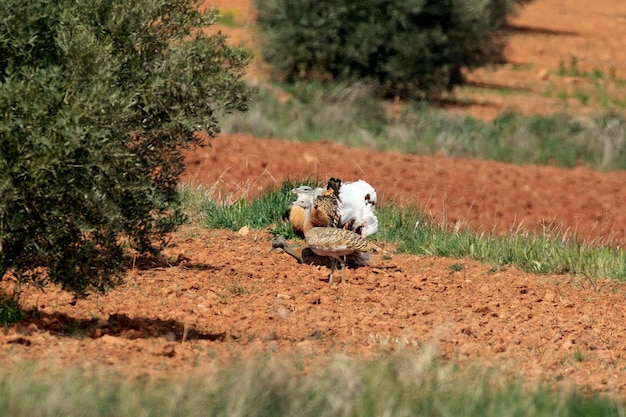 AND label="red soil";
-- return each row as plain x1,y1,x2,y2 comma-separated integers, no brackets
2,0,626,396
